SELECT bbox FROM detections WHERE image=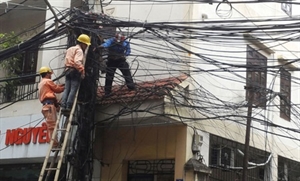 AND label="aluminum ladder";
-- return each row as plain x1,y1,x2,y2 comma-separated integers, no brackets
38,87,80,181
38,47,89,181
